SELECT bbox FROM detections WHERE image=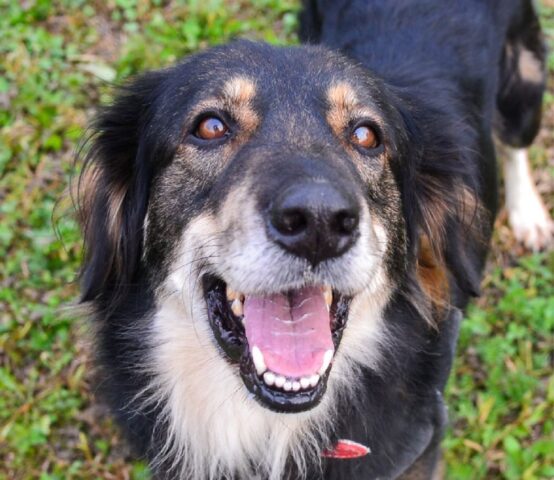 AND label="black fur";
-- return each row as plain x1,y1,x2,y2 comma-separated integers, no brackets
77,1,546,478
